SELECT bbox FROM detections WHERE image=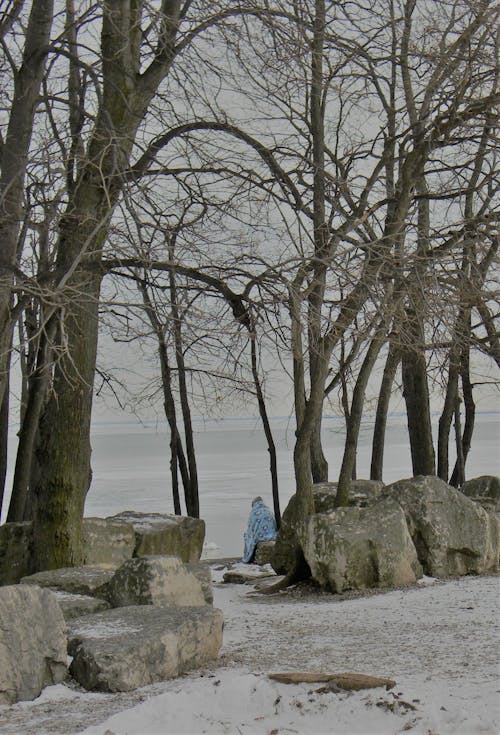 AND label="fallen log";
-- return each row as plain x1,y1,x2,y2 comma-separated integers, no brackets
268,672,396,691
